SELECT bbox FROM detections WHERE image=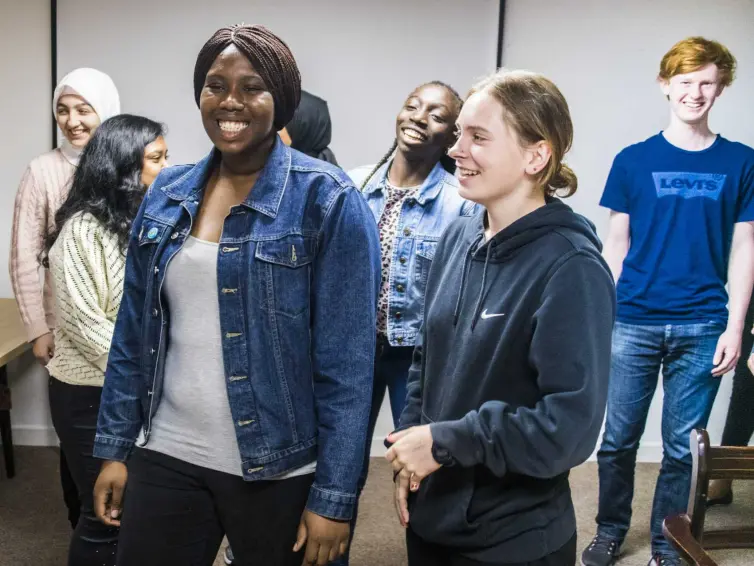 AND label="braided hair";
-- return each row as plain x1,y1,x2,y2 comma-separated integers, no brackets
360,81,463,190
194,24,301,130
